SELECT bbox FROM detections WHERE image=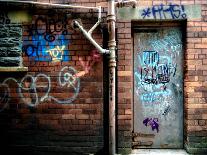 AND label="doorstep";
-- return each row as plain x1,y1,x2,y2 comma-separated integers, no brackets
129,149,189,155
